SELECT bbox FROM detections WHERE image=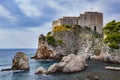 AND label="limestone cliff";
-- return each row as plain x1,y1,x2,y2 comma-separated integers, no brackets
31,35,55,60
51,26,102,57
33,25,103,60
